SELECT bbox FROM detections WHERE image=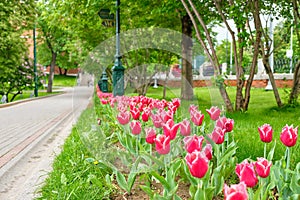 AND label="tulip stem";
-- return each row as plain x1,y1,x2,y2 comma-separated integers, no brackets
136,135,140,156
285,147,290,181
264,143,267,158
